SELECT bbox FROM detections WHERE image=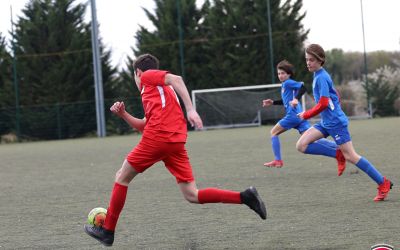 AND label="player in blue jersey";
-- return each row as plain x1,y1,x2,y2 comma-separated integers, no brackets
297,44,393,201
262,60,345,171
